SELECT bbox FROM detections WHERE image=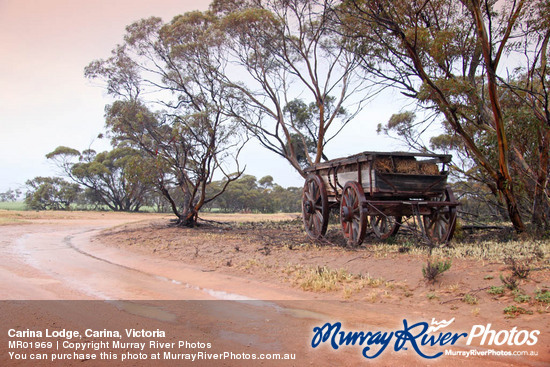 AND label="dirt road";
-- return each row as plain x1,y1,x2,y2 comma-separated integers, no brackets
0,213,547,366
